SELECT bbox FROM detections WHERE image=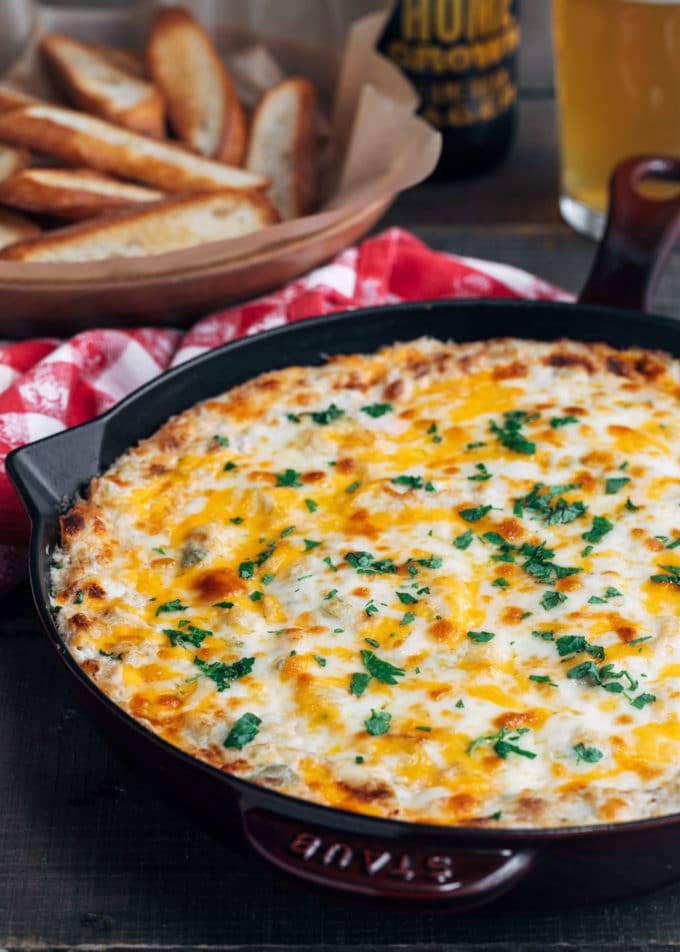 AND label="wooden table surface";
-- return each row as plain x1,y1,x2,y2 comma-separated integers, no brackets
3,5,680,951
